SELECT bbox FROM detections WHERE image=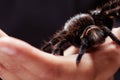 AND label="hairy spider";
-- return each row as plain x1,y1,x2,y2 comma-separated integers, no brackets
41,0,120,64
